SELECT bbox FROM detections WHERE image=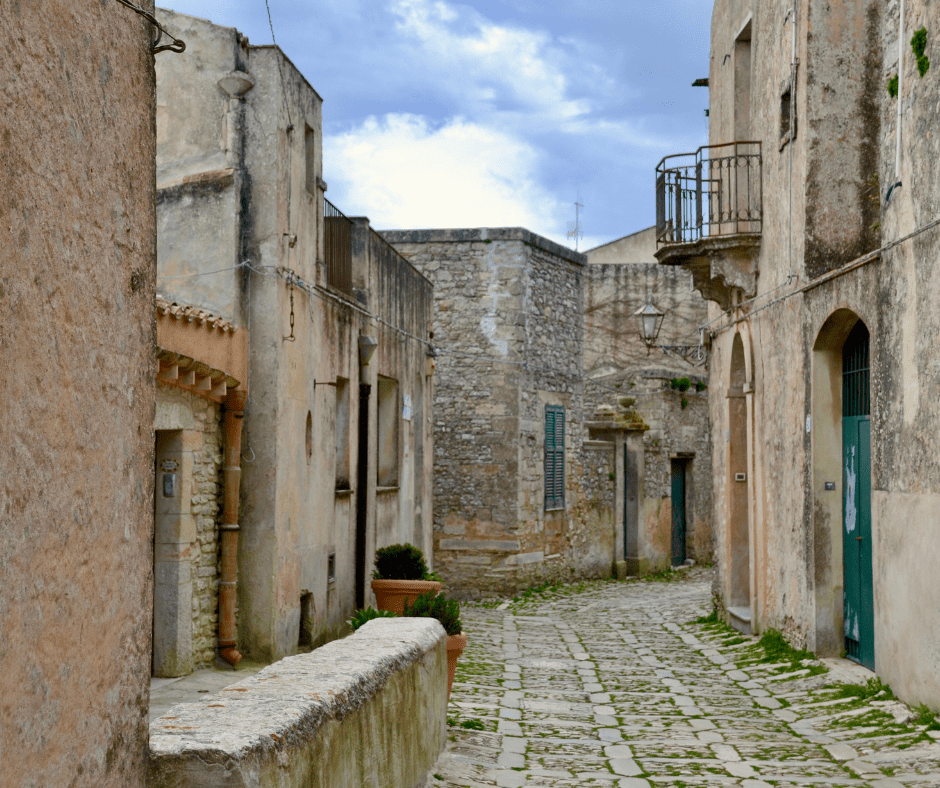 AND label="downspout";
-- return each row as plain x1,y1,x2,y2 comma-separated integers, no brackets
786,3,799,282
887,0,905,203
218,388,248,666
